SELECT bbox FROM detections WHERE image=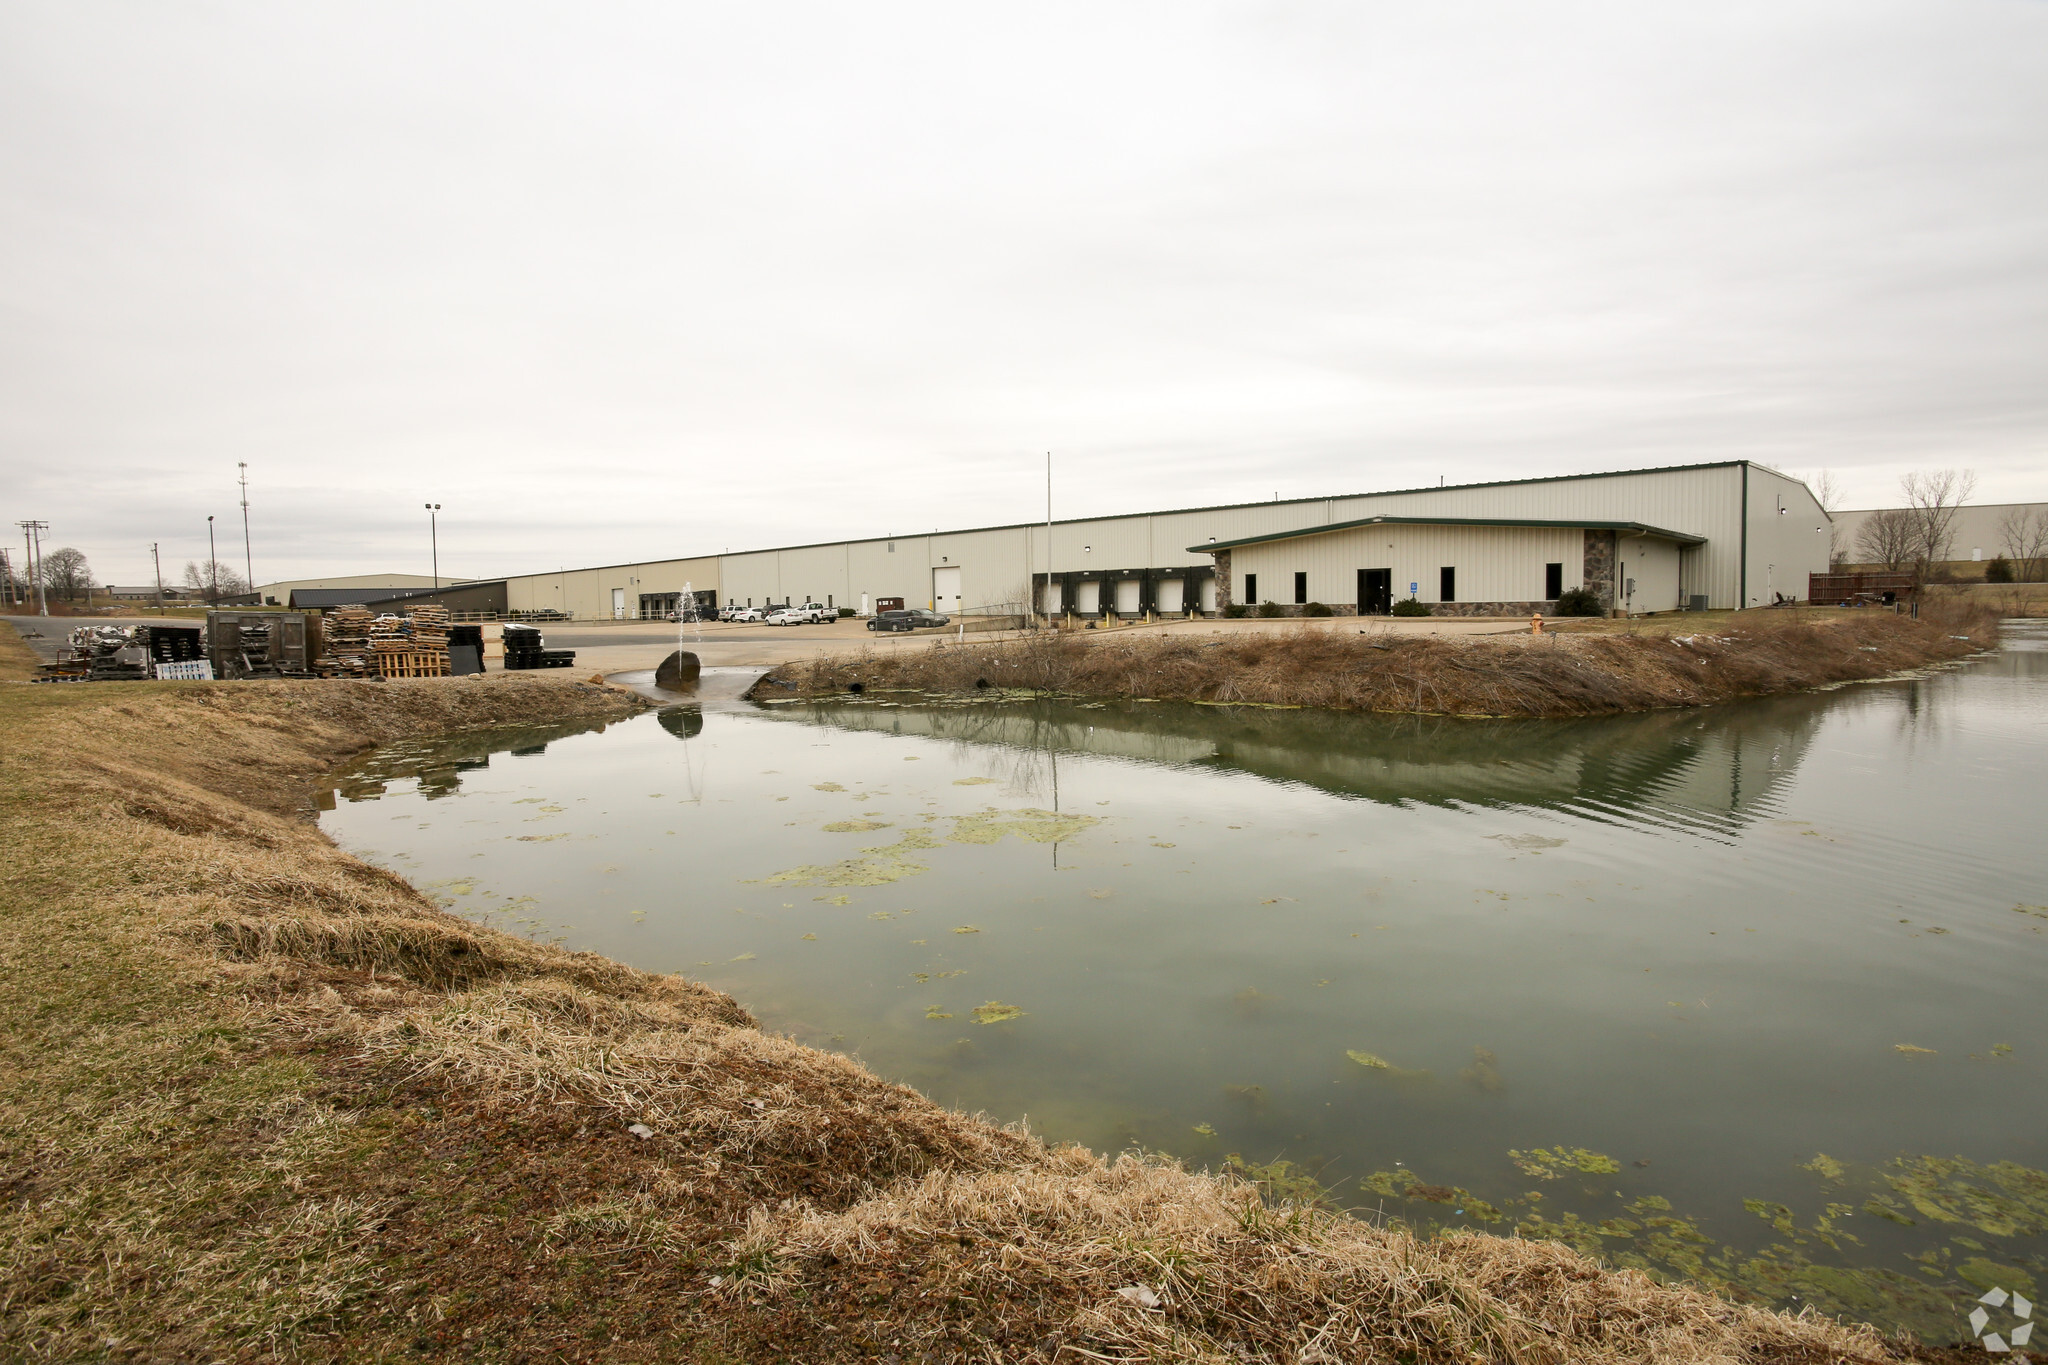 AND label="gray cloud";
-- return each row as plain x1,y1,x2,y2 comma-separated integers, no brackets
3,0,2044,584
